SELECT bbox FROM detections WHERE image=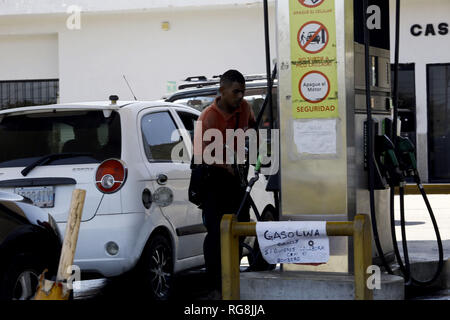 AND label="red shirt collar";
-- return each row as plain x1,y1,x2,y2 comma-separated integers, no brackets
211,96,242,121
